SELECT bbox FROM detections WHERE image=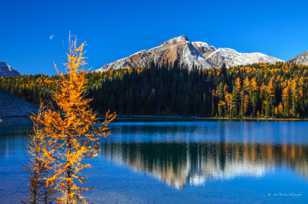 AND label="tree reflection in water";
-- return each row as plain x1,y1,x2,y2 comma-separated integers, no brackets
100,122,308,189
